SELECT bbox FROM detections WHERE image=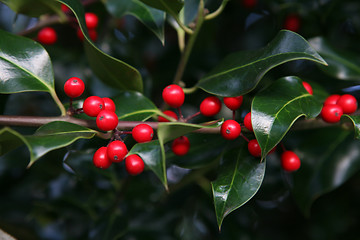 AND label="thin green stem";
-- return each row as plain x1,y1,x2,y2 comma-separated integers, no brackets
49,89,66,116
183,85,198,94
172,0,205,85
204,0,229,20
